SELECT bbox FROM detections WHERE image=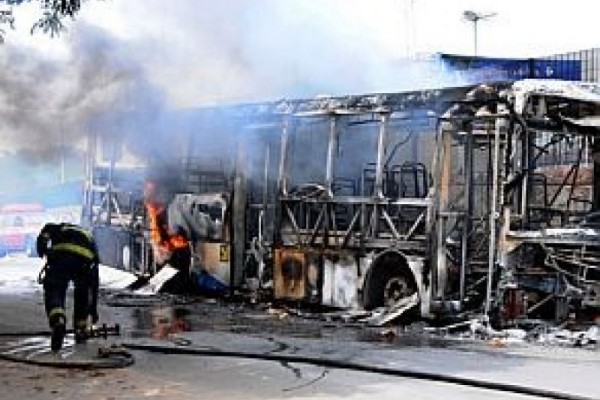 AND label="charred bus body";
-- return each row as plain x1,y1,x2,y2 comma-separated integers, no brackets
82,109,245,290
432,80,600,323
83,79,600,325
